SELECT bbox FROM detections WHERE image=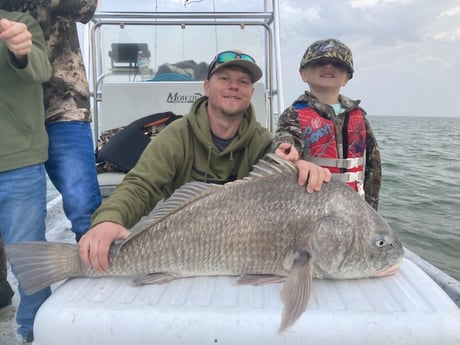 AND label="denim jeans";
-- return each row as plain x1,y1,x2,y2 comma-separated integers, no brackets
0,164,51,341
45,121,102,241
